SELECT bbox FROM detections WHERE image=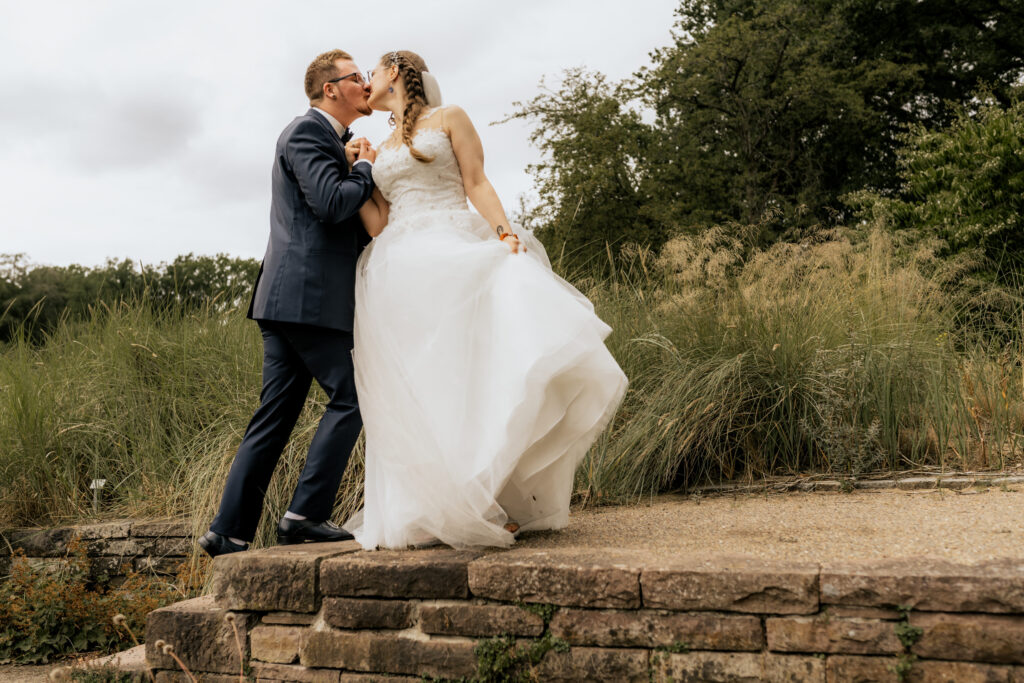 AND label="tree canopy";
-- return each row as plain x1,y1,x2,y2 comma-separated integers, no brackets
0,253,259,344
509,0,1024,268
